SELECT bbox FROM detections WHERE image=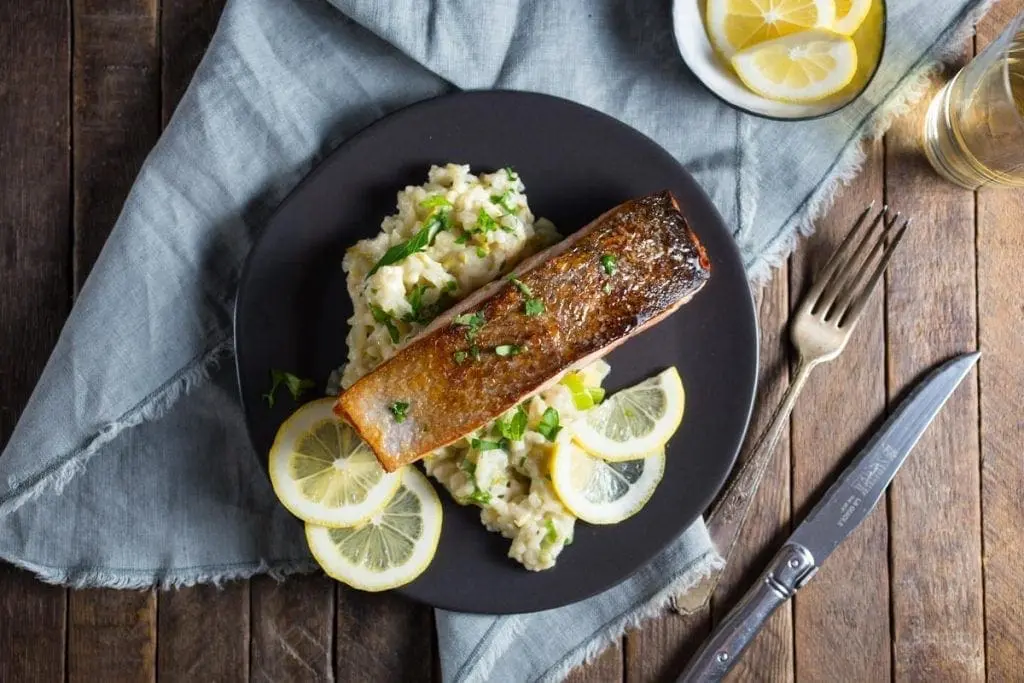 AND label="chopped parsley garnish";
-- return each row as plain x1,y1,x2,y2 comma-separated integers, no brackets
544,519,558,545
454,311,486,340
443,279,458,292
490,191,516,213
452,350,469,364
262,369,315,407
494,344,525,357
366,214,448,279
537,407,562,442
524,298,545,316
389,401,410,423
419,195,452,211
369,304,401,343
504,167,517,181
469,345,482,361
454,233,469,245
402,284,438,325
498,405,528,442
471,438,504,452
475,208,499,233
509,276,545,316
600,254,618,276
508,275,533,297
468,490,492,505
476,246,489,258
